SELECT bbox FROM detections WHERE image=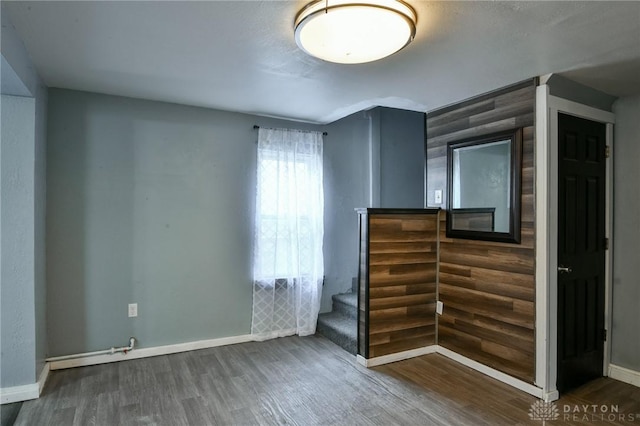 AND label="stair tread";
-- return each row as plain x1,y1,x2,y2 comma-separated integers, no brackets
317,312,357,340
332,292,357,308
318,293,358,355
317,311,357,355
